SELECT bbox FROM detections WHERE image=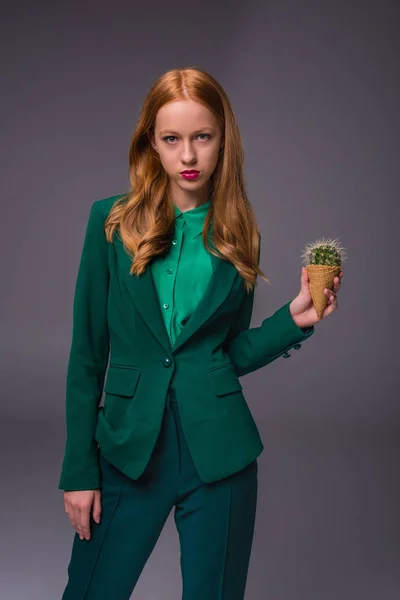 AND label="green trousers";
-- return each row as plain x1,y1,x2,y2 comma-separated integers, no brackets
62,387,258,599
